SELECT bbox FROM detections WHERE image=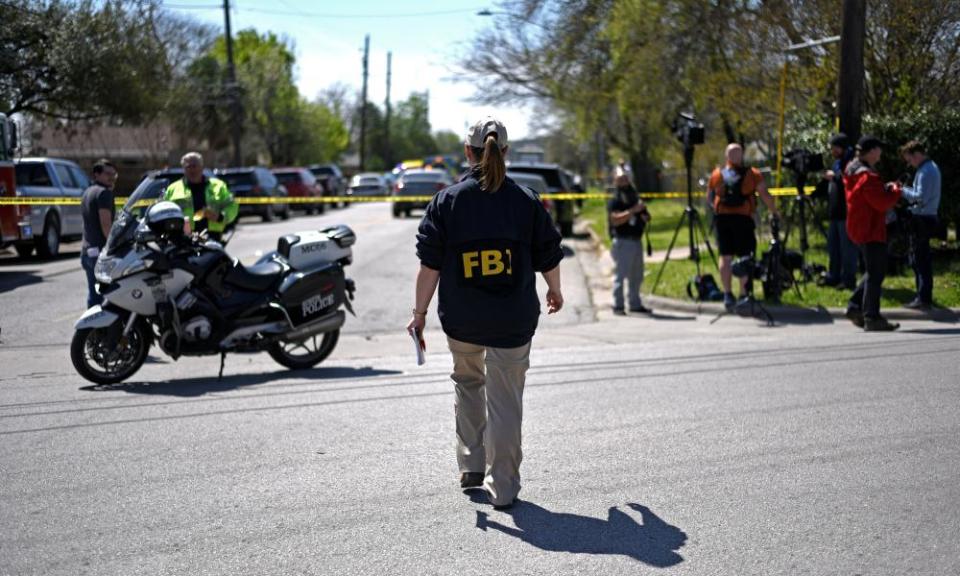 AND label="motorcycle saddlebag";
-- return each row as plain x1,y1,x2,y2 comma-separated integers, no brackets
279,263,345,326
